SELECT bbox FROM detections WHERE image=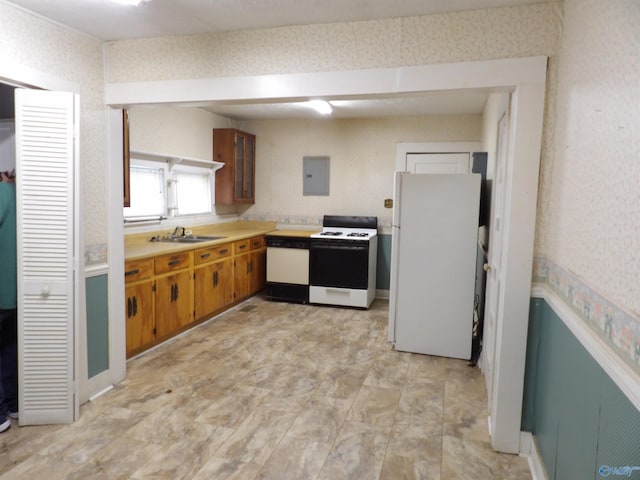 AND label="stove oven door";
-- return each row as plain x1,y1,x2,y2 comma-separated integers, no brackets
309,239,369,289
